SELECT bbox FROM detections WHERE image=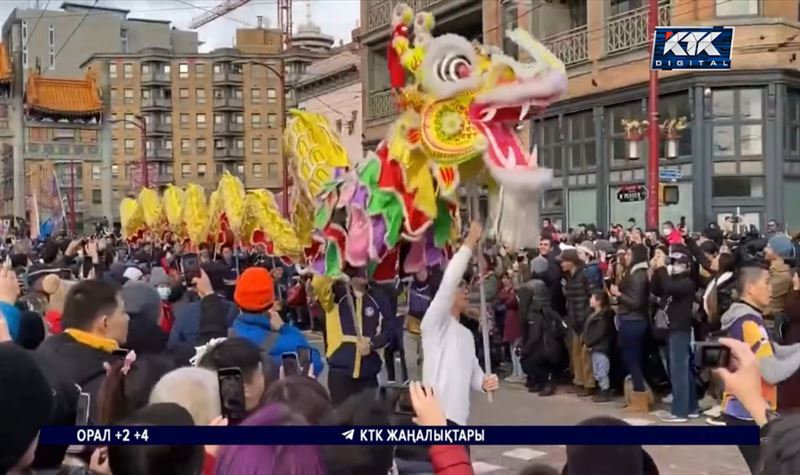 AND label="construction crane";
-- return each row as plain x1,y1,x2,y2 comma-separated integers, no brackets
188,0,293,46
